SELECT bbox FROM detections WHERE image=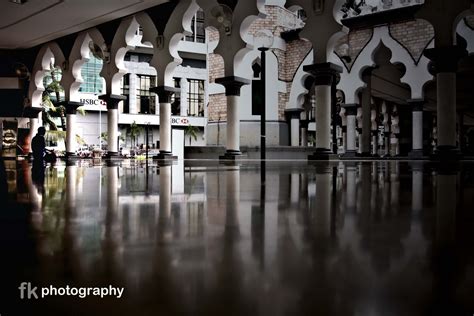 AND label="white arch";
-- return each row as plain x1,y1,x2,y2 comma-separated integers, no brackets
29,43,66,108
287,49,313,109
457,17,474,54
337,25,433,103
